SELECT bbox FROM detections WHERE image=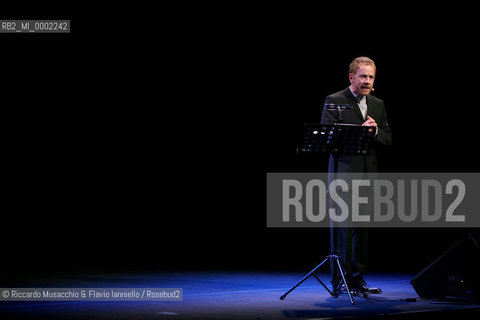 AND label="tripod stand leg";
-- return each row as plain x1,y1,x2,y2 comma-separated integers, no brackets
335,258,355,305
311,272,334,297
279,258,329,300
